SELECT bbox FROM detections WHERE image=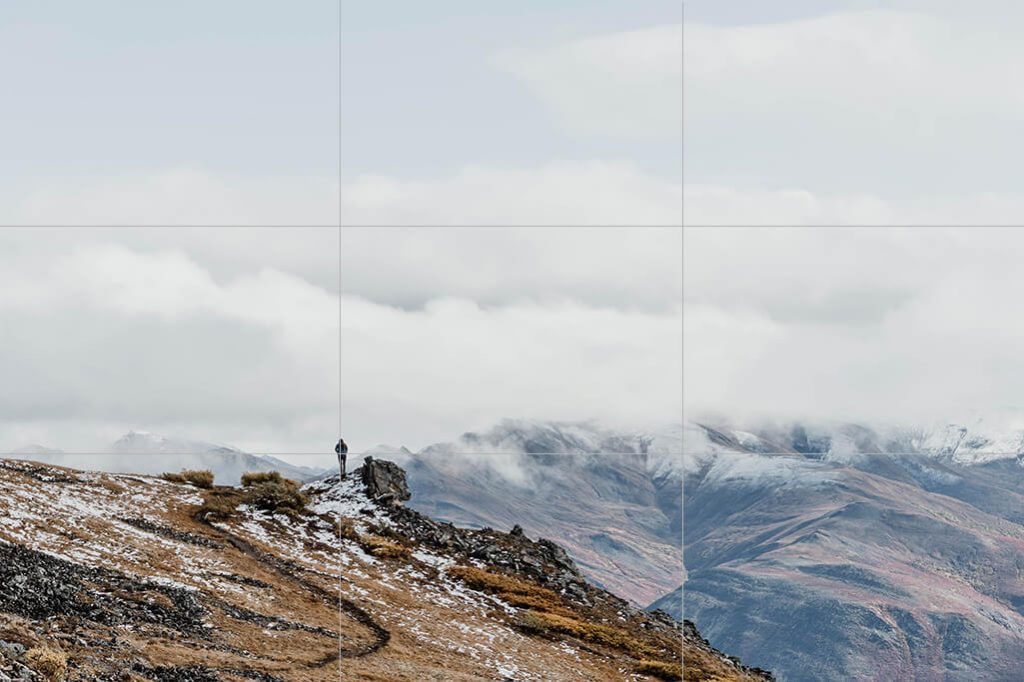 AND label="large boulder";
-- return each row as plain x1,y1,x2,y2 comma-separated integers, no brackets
360,457,411,505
